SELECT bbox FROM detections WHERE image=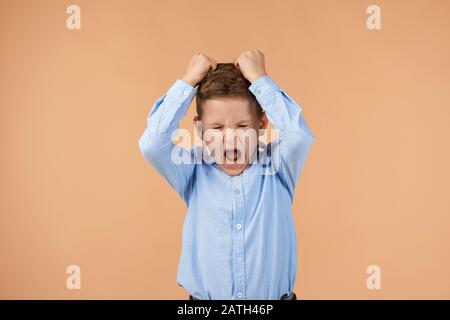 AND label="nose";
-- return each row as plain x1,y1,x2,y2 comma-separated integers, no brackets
223,128,238,150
